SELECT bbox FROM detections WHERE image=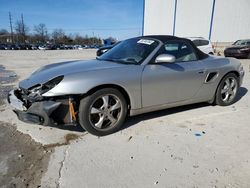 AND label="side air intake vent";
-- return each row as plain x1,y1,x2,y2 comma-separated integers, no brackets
205,72,218,83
